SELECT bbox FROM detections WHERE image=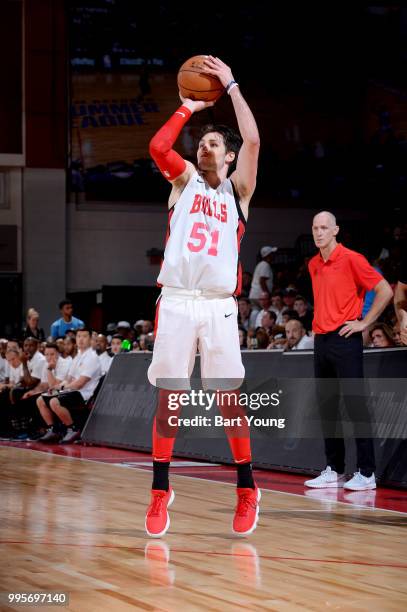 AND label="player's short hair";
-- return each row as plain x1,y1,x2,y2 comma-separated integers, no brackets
200,124,242,154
